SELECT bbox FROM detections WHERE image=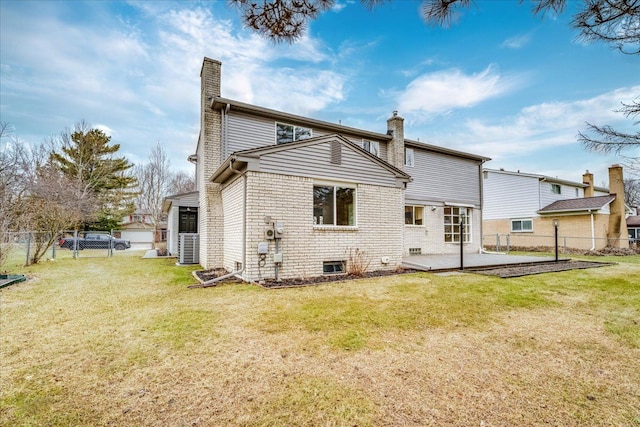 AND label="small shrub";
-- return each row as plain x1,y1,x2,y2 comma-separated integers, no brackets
346,248,371,277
